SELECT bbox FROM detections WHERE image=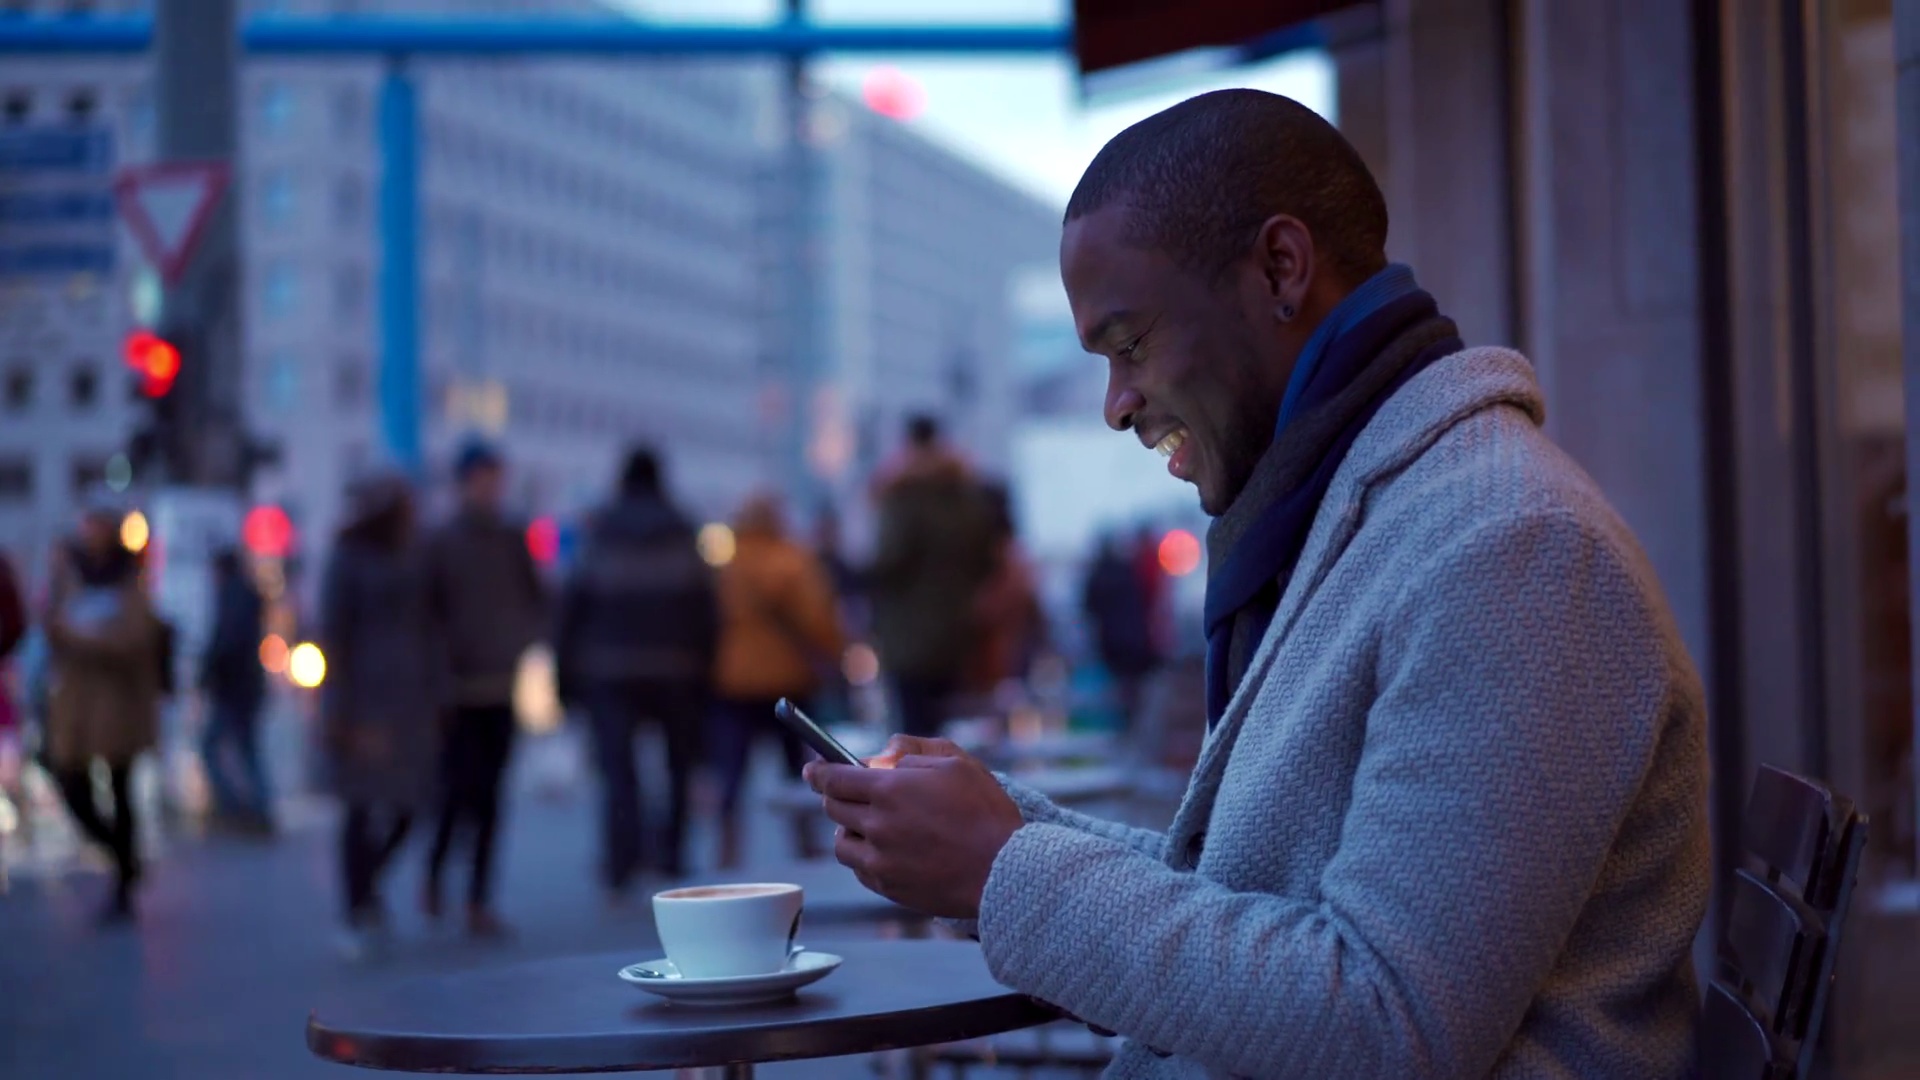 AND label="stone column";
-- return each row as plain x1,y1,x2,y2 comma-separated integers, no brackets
1895,0,1920,872
1509,0,1714,671
1329,0,1514,347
